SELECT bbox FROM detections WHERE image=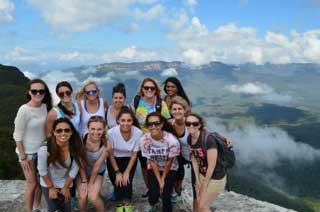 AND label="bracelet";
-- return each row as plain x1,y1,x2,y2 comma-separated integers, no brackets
20,155,27,161
115,169,121,174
